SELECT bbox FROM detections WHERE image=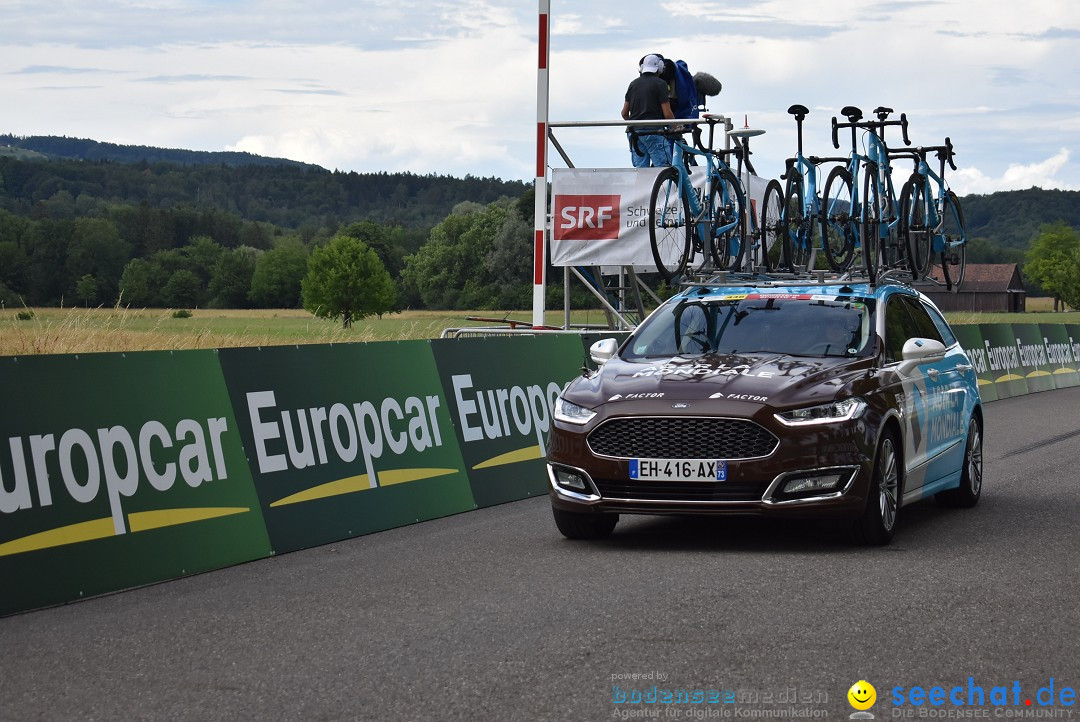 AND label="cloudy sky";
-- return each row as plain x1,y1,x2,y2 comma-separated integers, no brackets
3,0,1079,196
